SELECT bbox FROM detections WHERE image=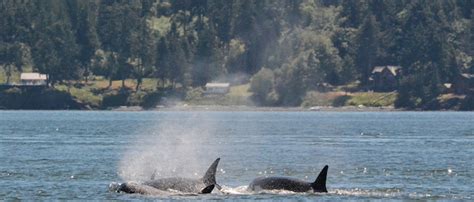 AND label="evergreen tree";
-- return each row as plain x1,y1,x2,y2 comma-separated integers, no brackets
31,1,80,86
155,37,169,88
355,14,379,85
0,43,25,83
129,18,155,91
192,21,222,86
75,3,99,83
